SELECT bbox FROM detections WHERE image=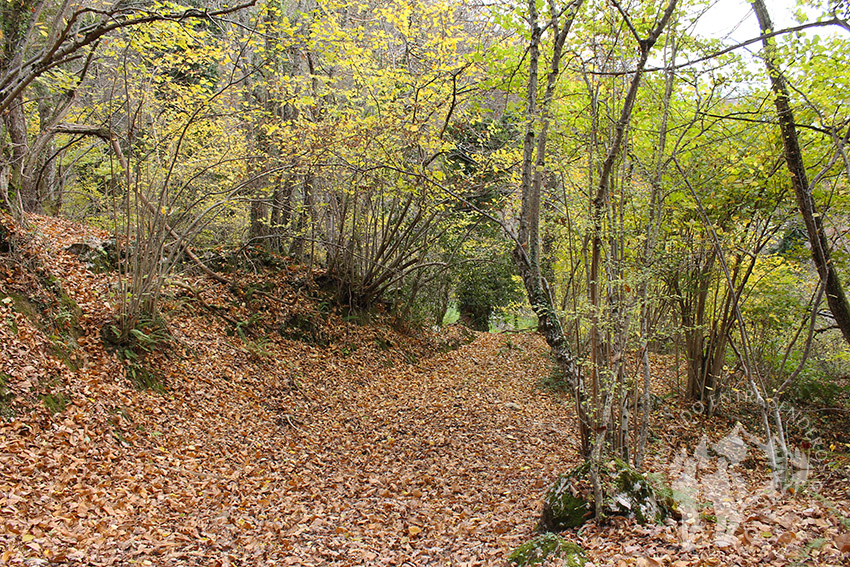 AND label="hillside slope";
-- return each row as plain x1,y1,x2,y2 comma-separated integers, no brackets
0,214,581,565
1,214,848,566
